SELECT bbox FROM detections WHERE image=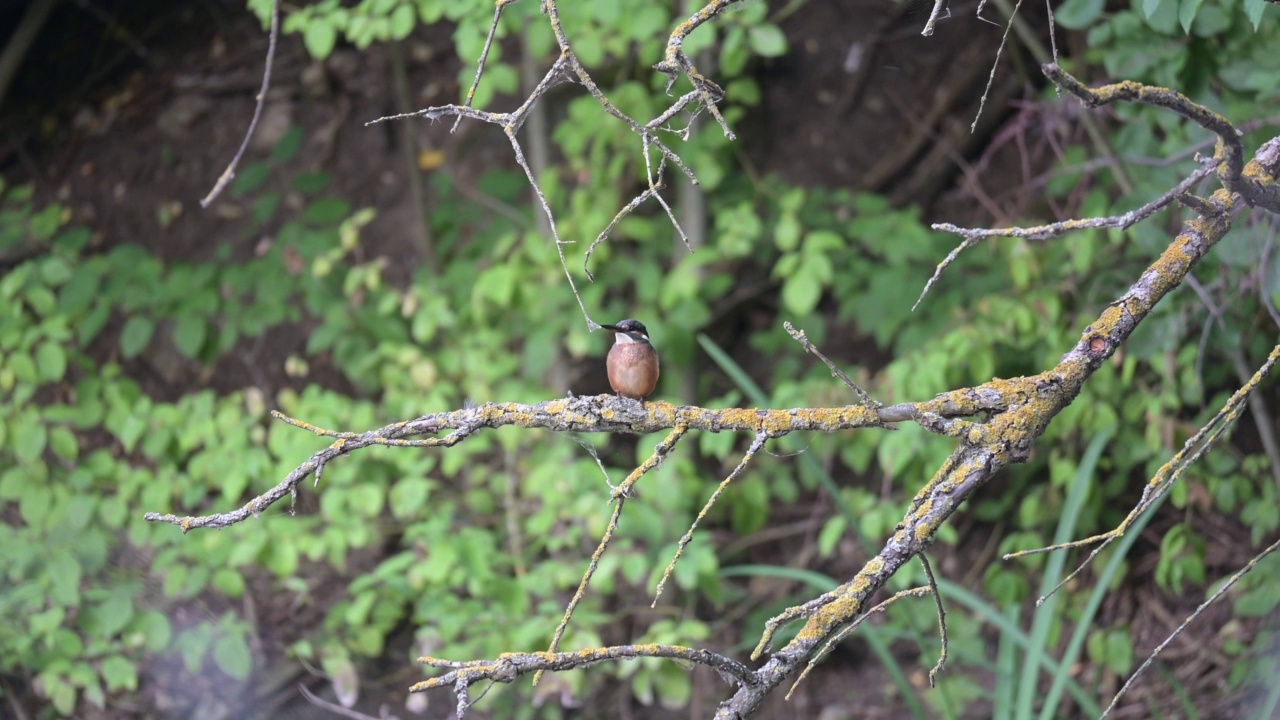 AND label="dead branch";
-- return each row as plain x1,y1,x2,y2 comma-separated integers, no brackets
200,0,279,207
160,13,1280,720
